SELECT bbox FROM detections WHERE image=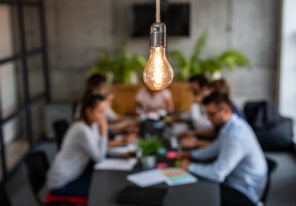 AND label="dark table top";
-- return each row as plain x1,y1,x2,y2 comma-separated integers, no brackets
89,169,220,206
